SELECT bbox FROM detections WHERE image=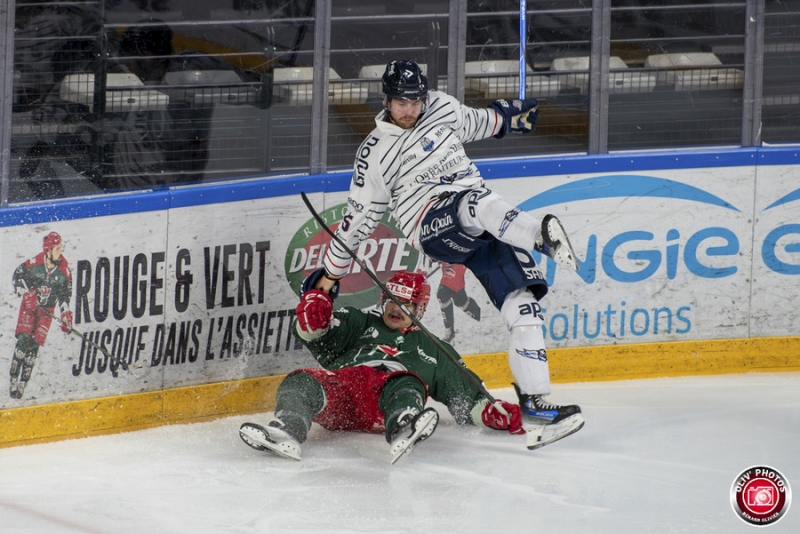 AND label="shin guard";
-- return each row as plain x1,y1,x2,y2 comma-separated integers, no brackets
501,289,552,396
